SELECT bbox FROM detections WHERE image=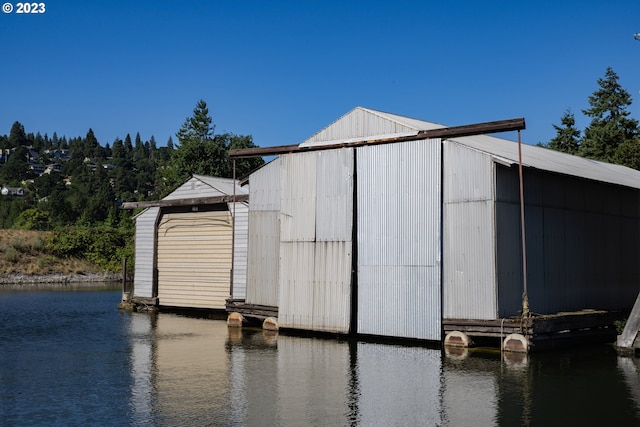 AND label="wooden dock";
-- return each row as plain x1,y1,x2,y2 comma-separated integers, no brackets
226,300,278,323
444,309,626,350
